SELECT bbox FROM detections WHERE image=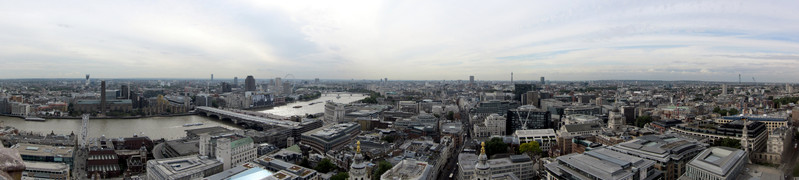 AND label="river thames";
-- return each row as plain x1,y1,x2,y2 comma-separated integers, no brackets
0,93,366,140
